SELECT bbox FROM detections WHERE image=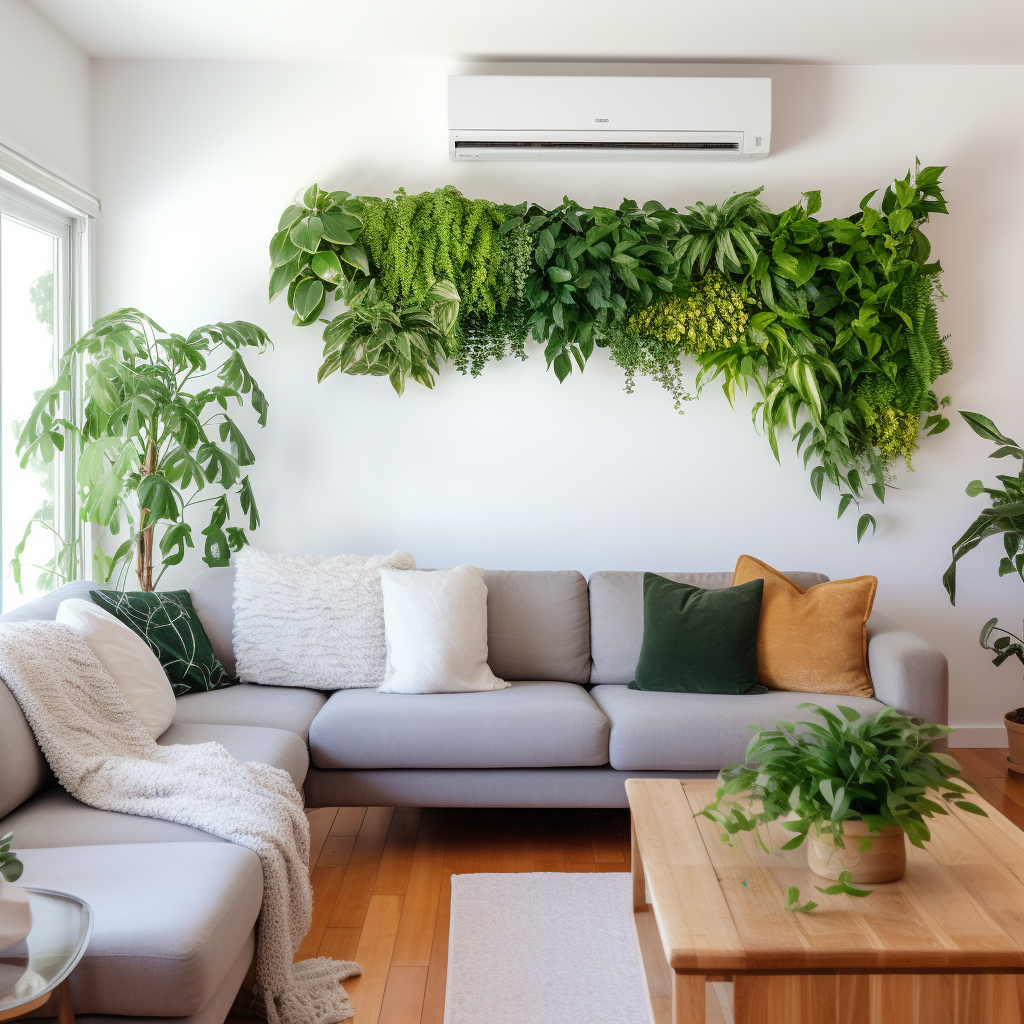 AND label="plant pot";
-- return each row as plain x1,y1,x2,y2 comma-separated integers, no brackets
1005,712,1024,772
806,820,907,884
0,878,32,951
